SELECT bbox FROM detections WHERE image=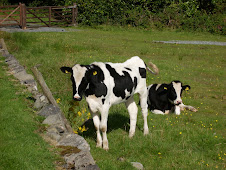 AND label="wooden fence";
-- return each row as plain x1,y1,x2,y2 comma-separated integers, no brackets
0,3,78,29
